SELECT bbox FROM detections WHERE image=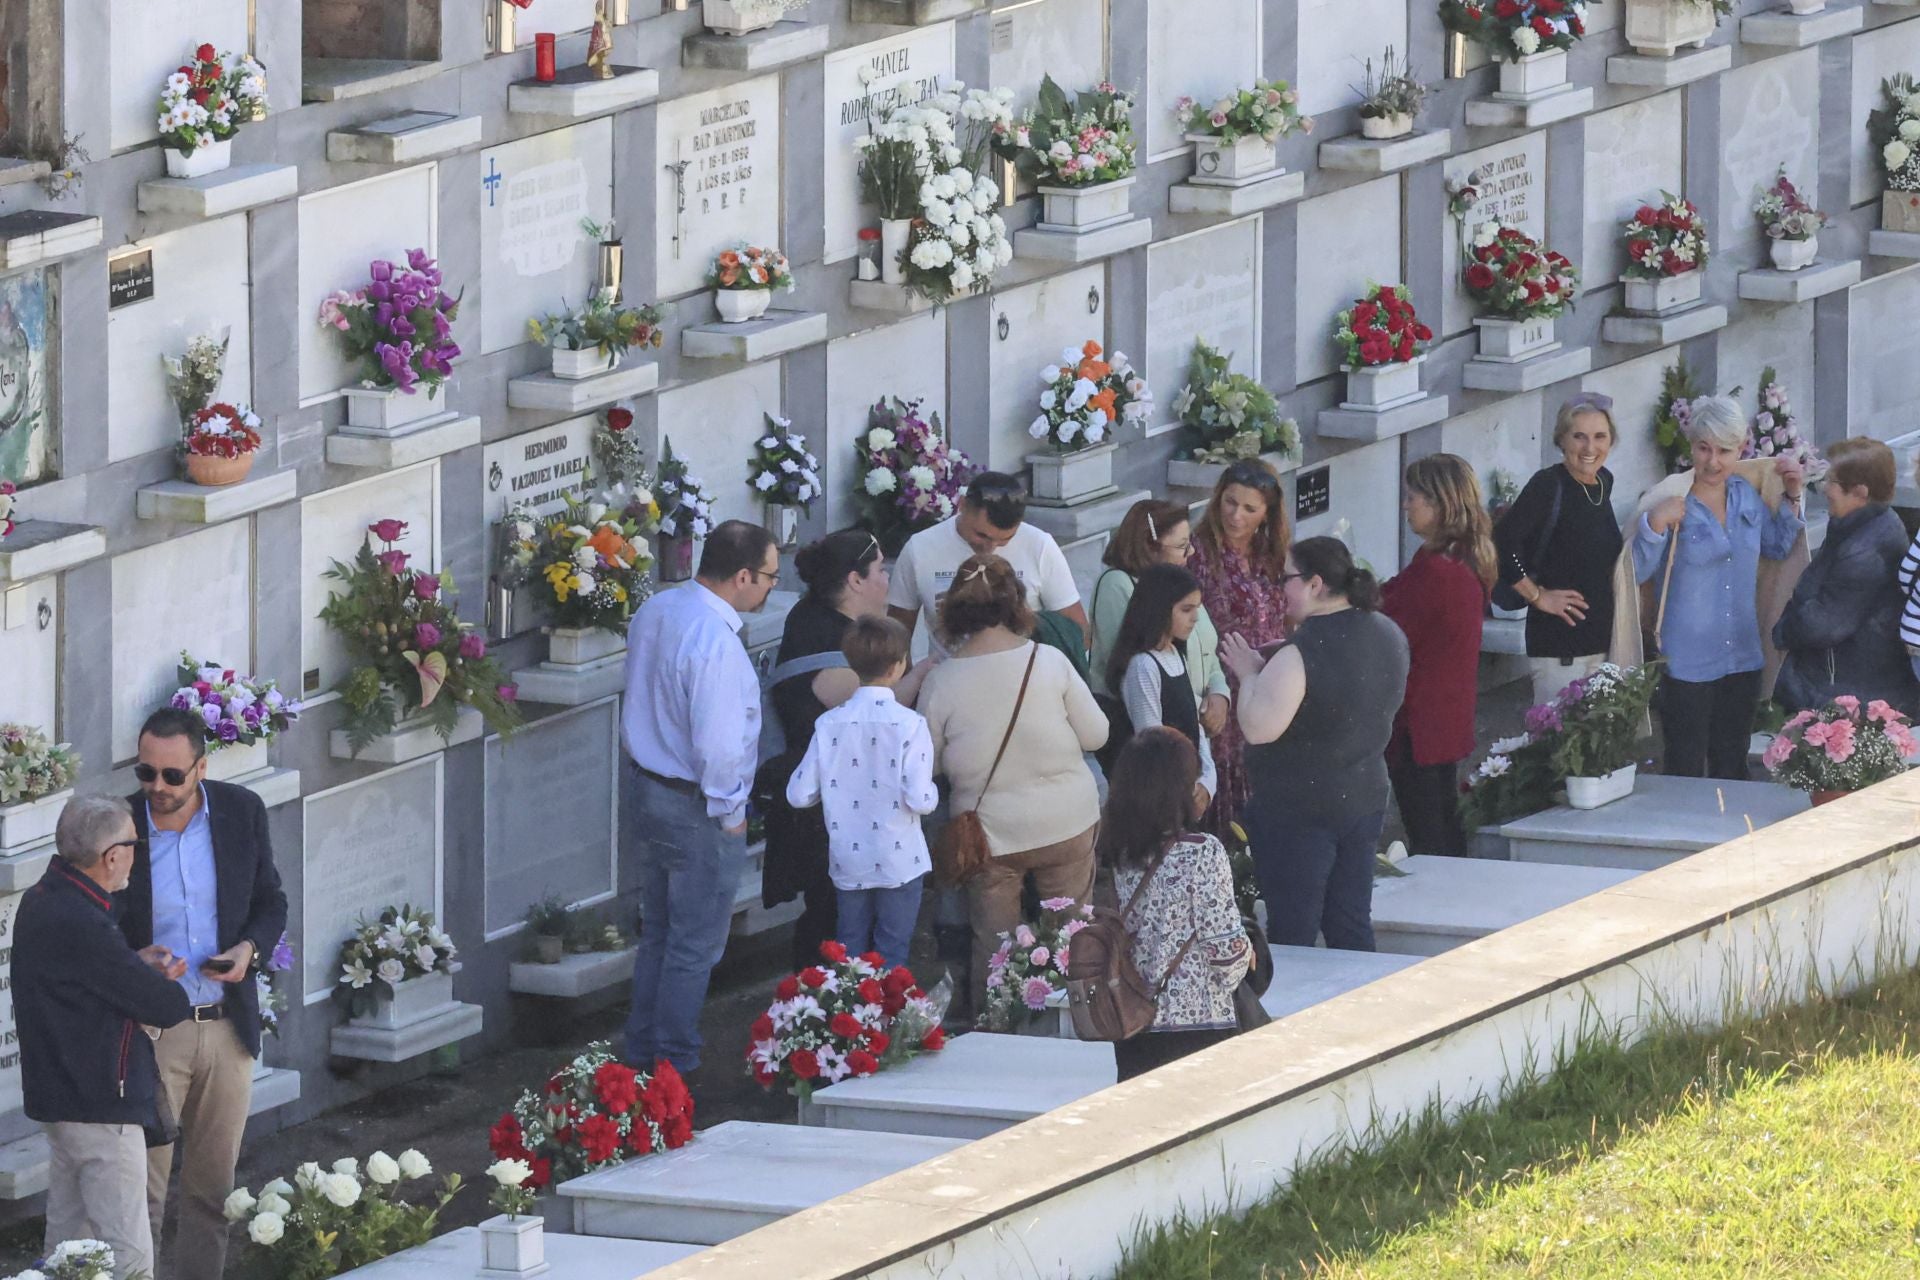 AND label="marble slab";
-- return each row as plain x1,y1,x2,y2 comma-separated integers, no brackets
1262,944,1424,1019
1020,489,1149,543
135,470,299,524
1167,452,1301,490
0,211,102,269
846,280,941,315
510,655,627,706
1740,5,1864,47
301,59,442,104
330,1001,484,1063
1465,86,1594,130
1607,44,1733,88
0,846,54,893
236,767,303,810
1317,129,1453,175
1168,171,1305,217
683,21,831,71
326,414,482,470
1317,394,1449,443
1462,345,1593,393
0,522,107,584
0,159,49,190
330,706,484,764
1600,303,1729,347
509,948,637,999
850,0,985,21
248,1066,302,1116
681,310,830,362
1370,855,1640,956
558,1121,965,1244
507,362,660,413
1868,228,1920,259
799,1033,1115,1140
509,66,662,120
340,1227,699,1279
136,164,299,220
1500,775,1810,869
327,112,484,165
0,1134,48,1199
1736,258,1862,303
1014,217,1154,264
